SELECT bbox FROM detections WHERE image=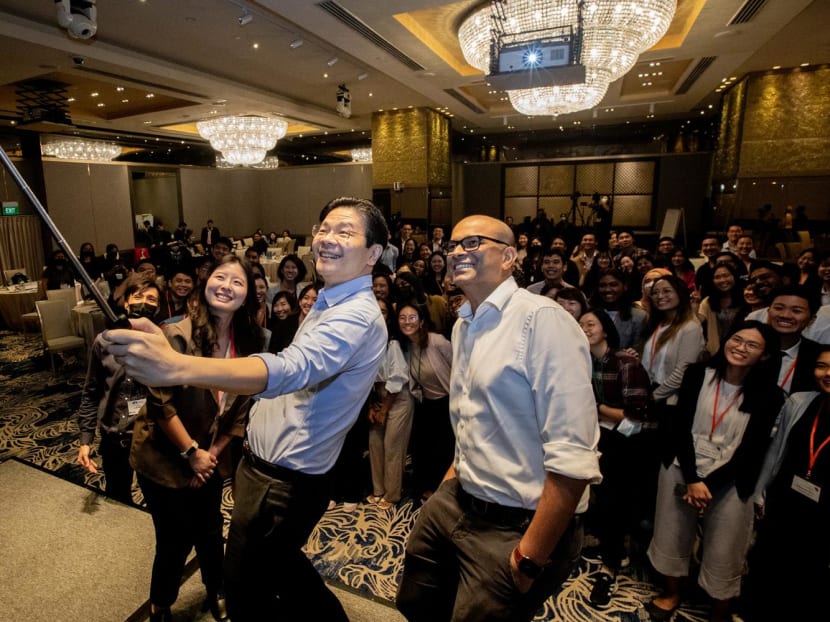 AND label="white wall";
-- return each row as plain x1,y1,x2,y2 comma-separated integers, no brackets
40,160,373,255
